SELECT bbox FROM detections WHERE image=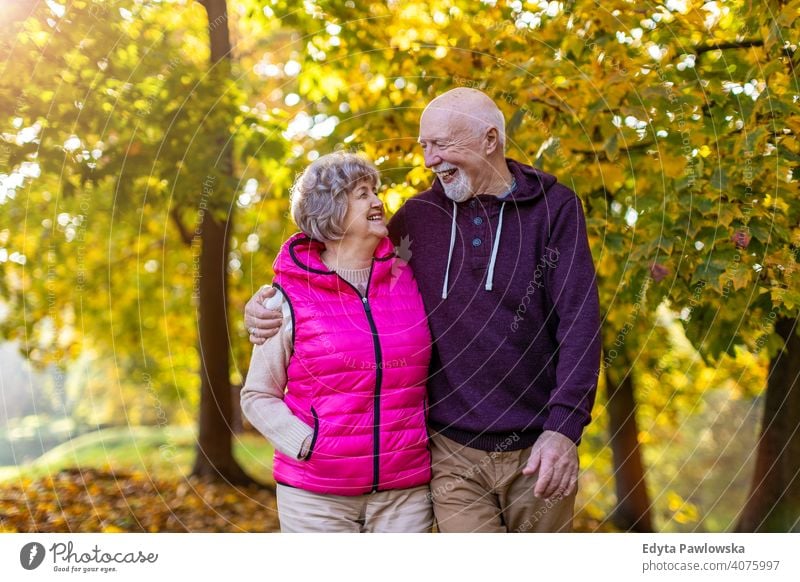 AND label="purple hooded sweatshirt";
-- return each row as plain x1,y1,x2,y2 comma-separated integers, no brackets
387,158,601,452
